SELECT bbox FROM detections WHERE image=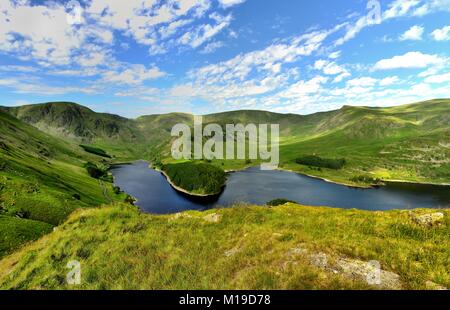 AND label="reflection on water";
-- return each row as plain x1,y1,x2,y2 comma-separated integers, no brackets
111,161,450,214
